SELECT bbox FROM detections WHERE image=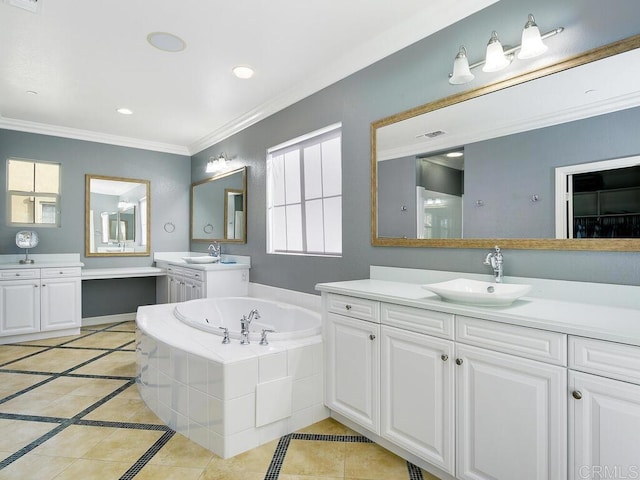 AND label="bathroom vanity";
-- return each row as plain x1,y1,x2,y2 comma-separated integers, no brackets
317,267,640,480
0,254,83,344
154,253,250,303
